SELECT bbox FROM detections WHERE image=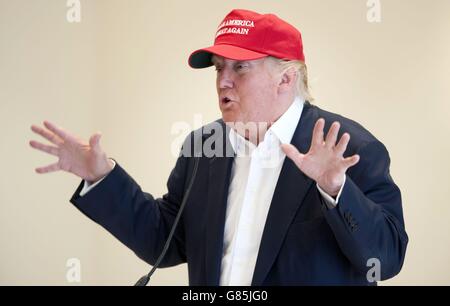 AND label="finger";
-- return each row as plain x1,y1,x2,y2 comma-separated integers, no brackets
29,140,59,157
89,132,102,151
31,125,62,145
335,132,350,155
343,154,360,169
311,118,325,147
43,121,70,141
281,143,305,169
325,121,340,149
35,162,60,174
